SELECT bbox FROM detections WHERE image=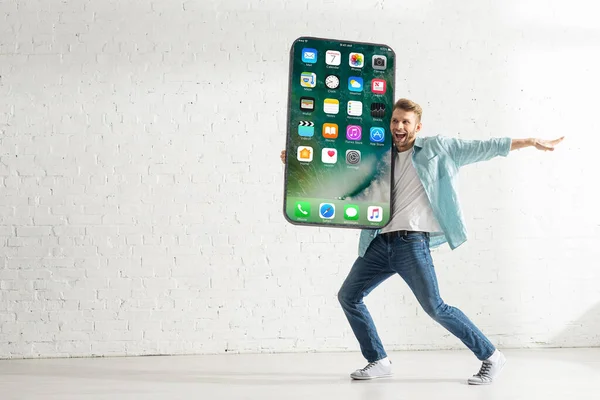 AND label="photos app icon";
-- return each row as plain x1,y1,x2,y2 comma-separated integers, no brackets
349,52,364,68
